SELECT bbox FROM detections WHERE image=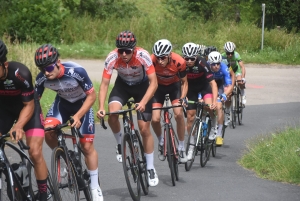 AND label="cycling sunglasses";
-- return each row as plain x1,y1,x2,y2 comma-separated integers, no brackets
39,62,57,73
184,57,196,61
156,56,168,61
226,51,234,55
118,48,133,54
211,62,220,66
